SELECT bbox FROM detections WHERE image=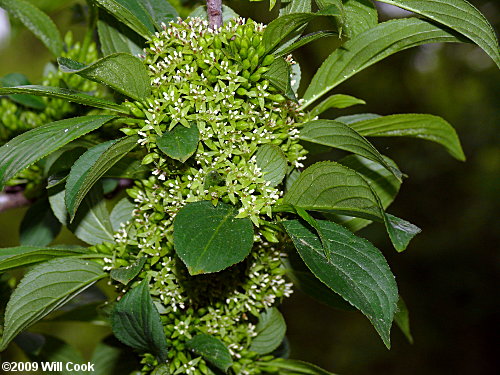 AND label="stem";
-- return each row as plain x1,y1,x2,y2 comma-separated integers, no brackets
206,0,223,30
0,190,31,213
